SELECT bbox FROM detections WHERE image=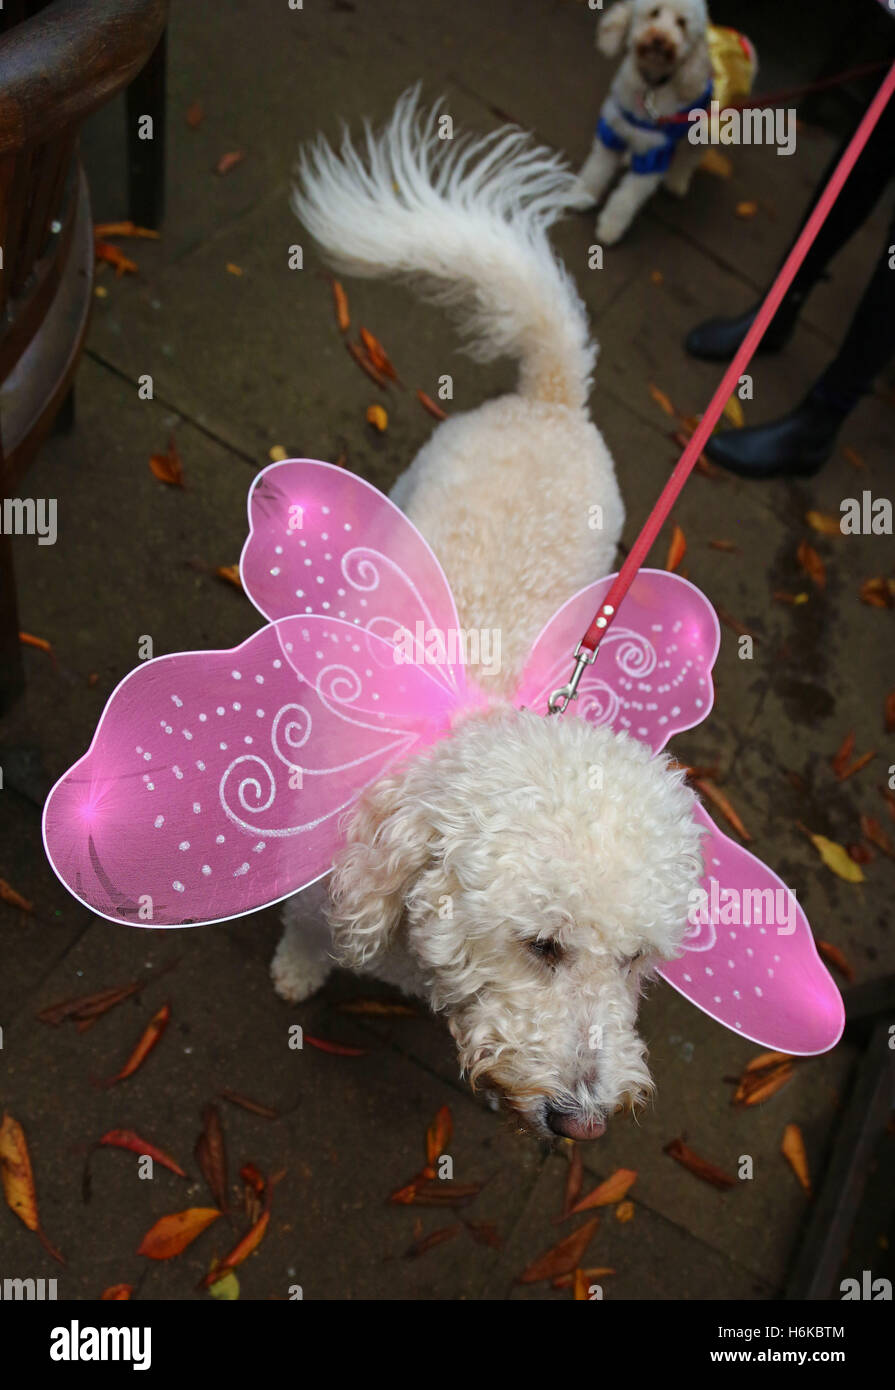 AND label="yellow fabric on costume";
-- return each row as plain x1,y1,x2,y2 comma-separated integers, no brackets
707,24,758,107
